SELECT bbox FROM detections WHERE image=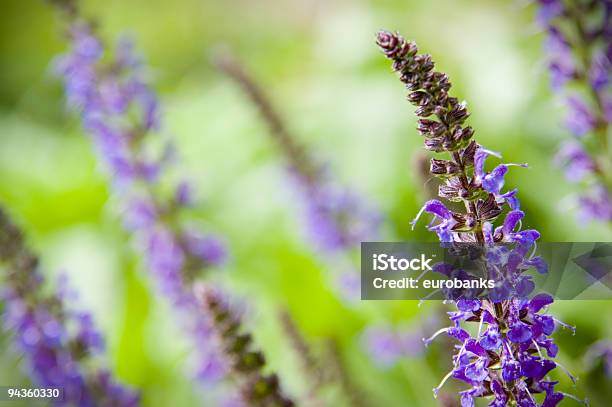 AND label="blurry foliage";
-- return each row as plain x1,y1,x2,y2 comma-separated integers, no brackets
0,0,610,405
